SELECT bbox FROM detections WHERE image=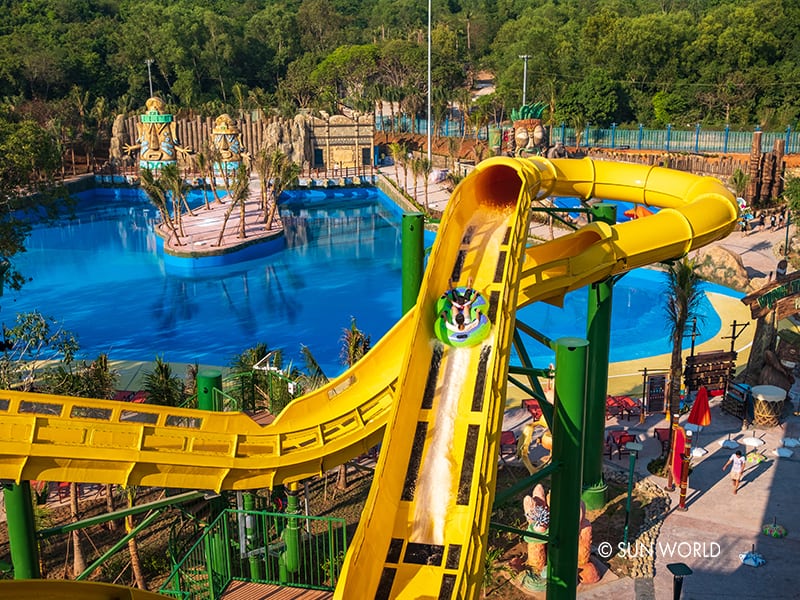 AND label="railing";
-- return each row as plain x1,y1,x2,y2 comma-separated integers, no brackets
160,508,348,599
376,115,800,155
